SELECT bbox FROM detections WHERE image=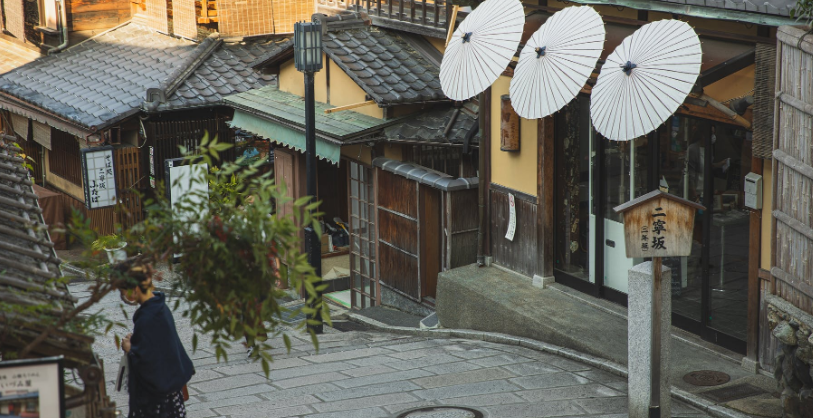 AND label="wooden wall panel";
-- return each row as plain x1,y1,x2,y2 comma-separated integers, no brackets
145,0,169,32
379,243,419,300
378,209,417,255
172,0,198,39
448,189,478,269
5,0,25,40
218,0,275,37
489,186,537,277
67,0,131,31
272,0,312,34
377,169,417,218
